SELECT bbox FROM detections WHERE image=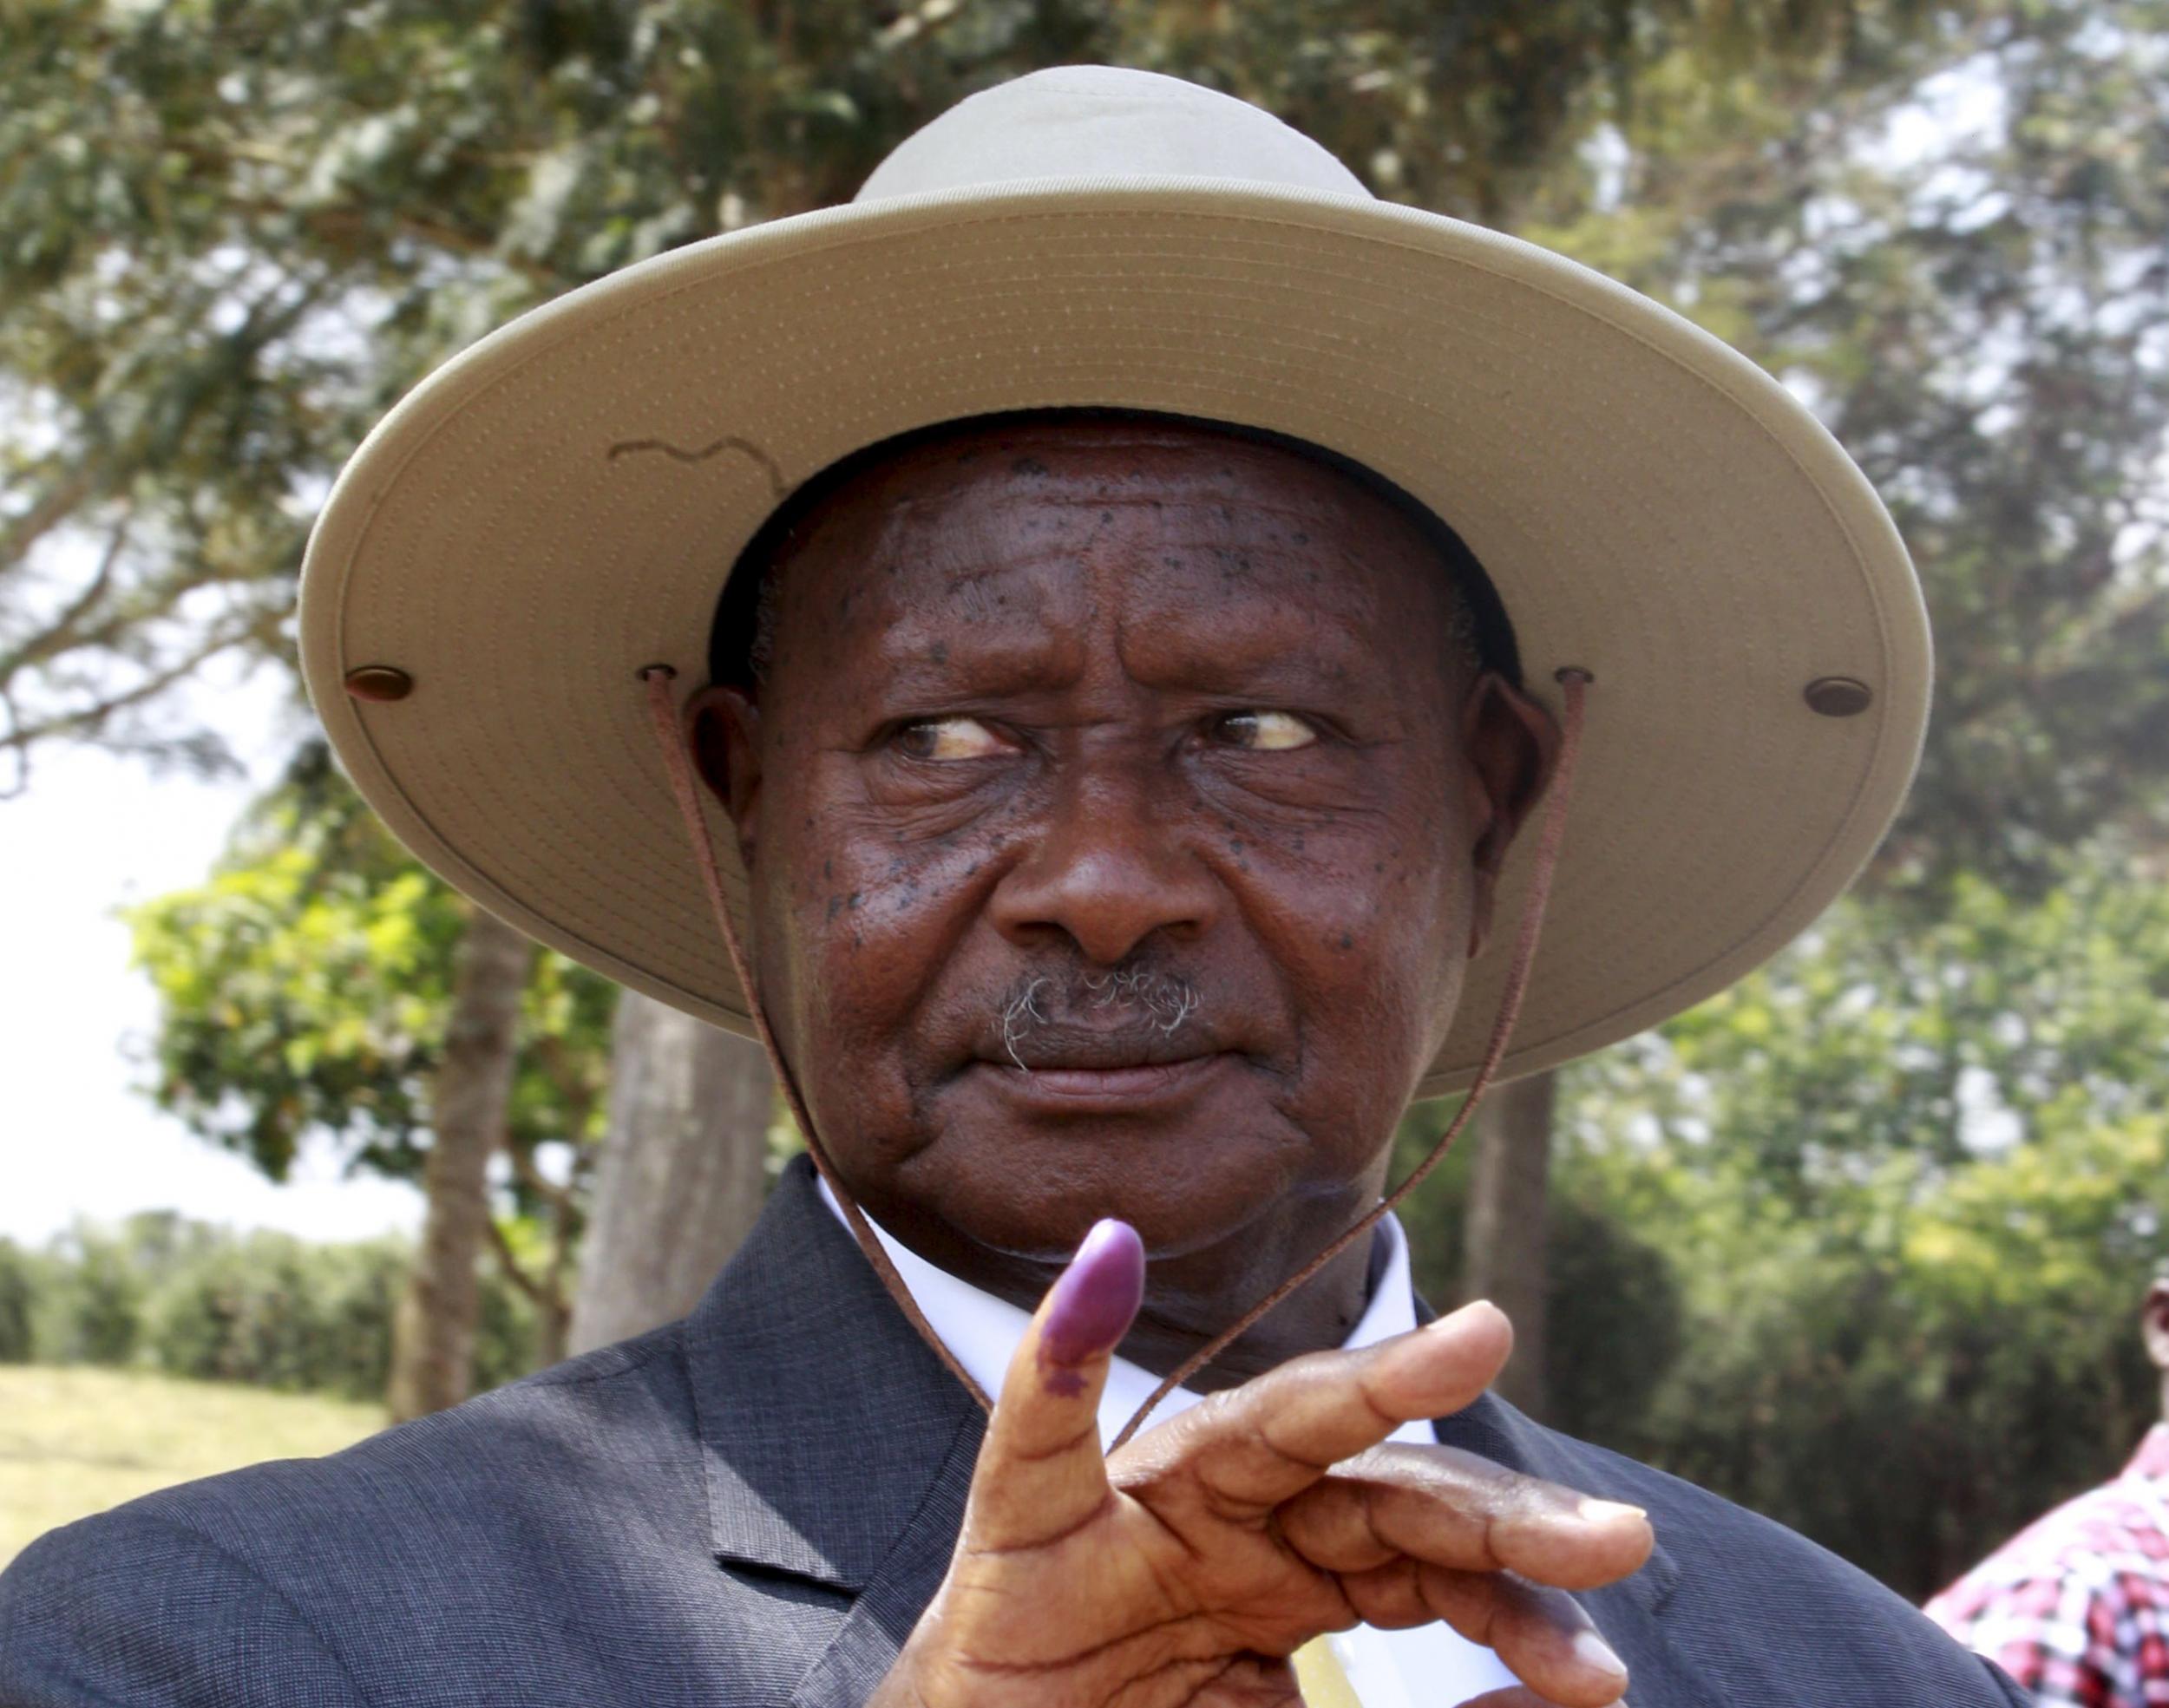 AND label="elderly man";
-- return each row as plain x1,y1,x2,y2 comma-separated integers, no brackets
1,67,2022,1707
1926,1269,2169,1705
